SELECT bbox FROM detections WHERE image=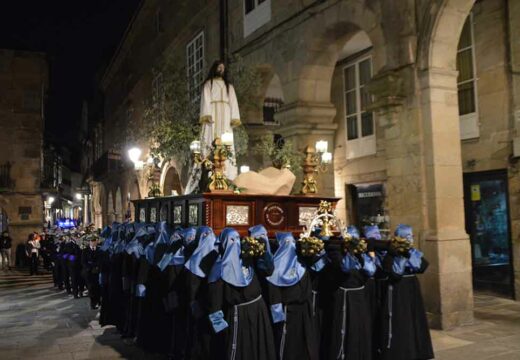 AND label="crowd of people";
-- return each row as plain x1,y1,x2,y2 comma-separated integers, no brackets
52,220,432,360
6,219,433,359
